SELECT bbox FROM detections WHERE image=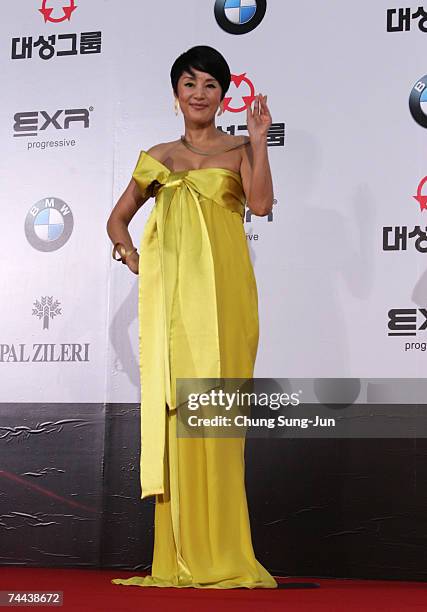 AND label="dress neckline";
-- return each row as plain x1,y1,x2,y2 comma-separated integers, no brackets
140,150,242,181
